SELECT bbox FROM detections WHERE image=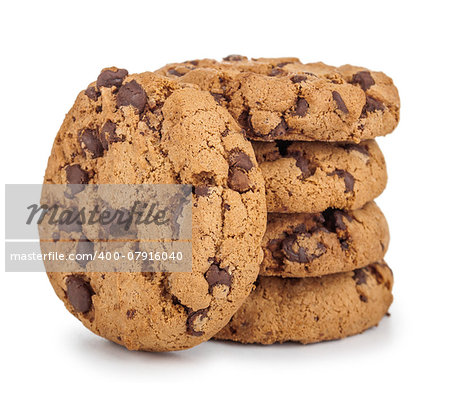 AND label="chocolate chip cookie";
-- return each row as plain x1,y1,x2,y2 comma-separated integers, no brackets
157,56,400,142
44,68,267,351
254,139,387,213
260,202,389,278
214,262,393,344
